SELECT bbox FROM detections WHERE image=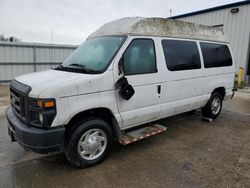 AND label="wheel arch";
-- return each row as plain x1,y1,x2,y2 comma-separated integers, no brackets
65,107,122,140
212,87,226,99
